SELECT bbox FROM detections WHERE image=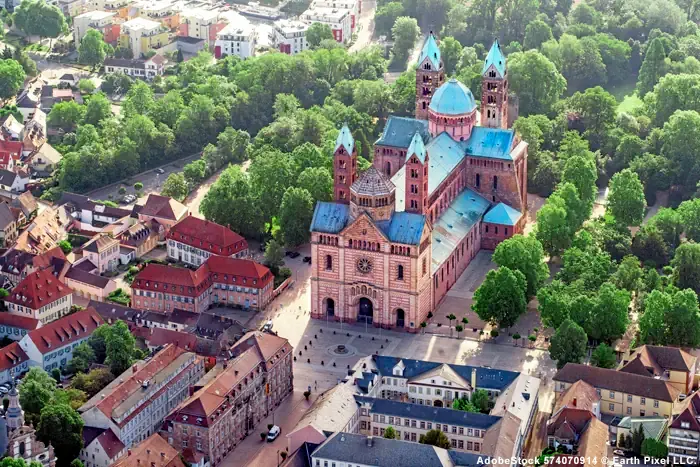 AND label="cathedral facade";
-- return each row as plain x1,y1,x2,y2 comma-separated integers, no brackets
309,37,528,332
